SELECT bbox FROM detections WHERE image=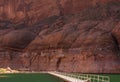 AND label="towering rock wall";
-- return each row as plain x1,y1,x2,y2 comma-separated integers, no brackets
60,0,120,14
0,0,60,24
0,0,120,24
0,0,120,73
